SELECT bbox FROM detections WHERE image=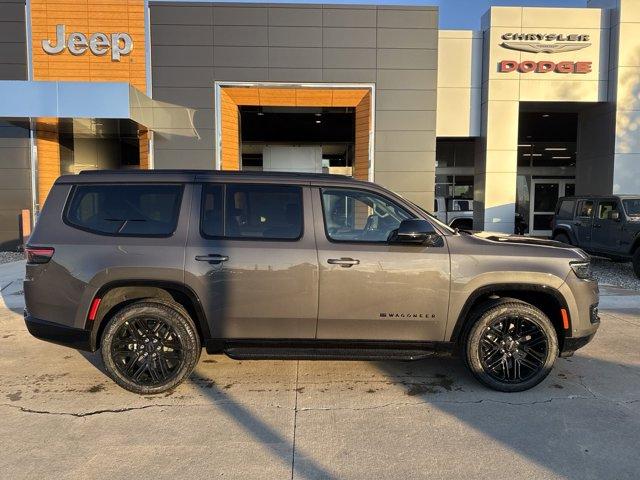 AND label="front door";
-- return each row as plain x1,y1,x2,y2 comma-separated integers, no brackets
312,186,451,341
591,198,623,254
530,179,575,236
186,182,319,339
